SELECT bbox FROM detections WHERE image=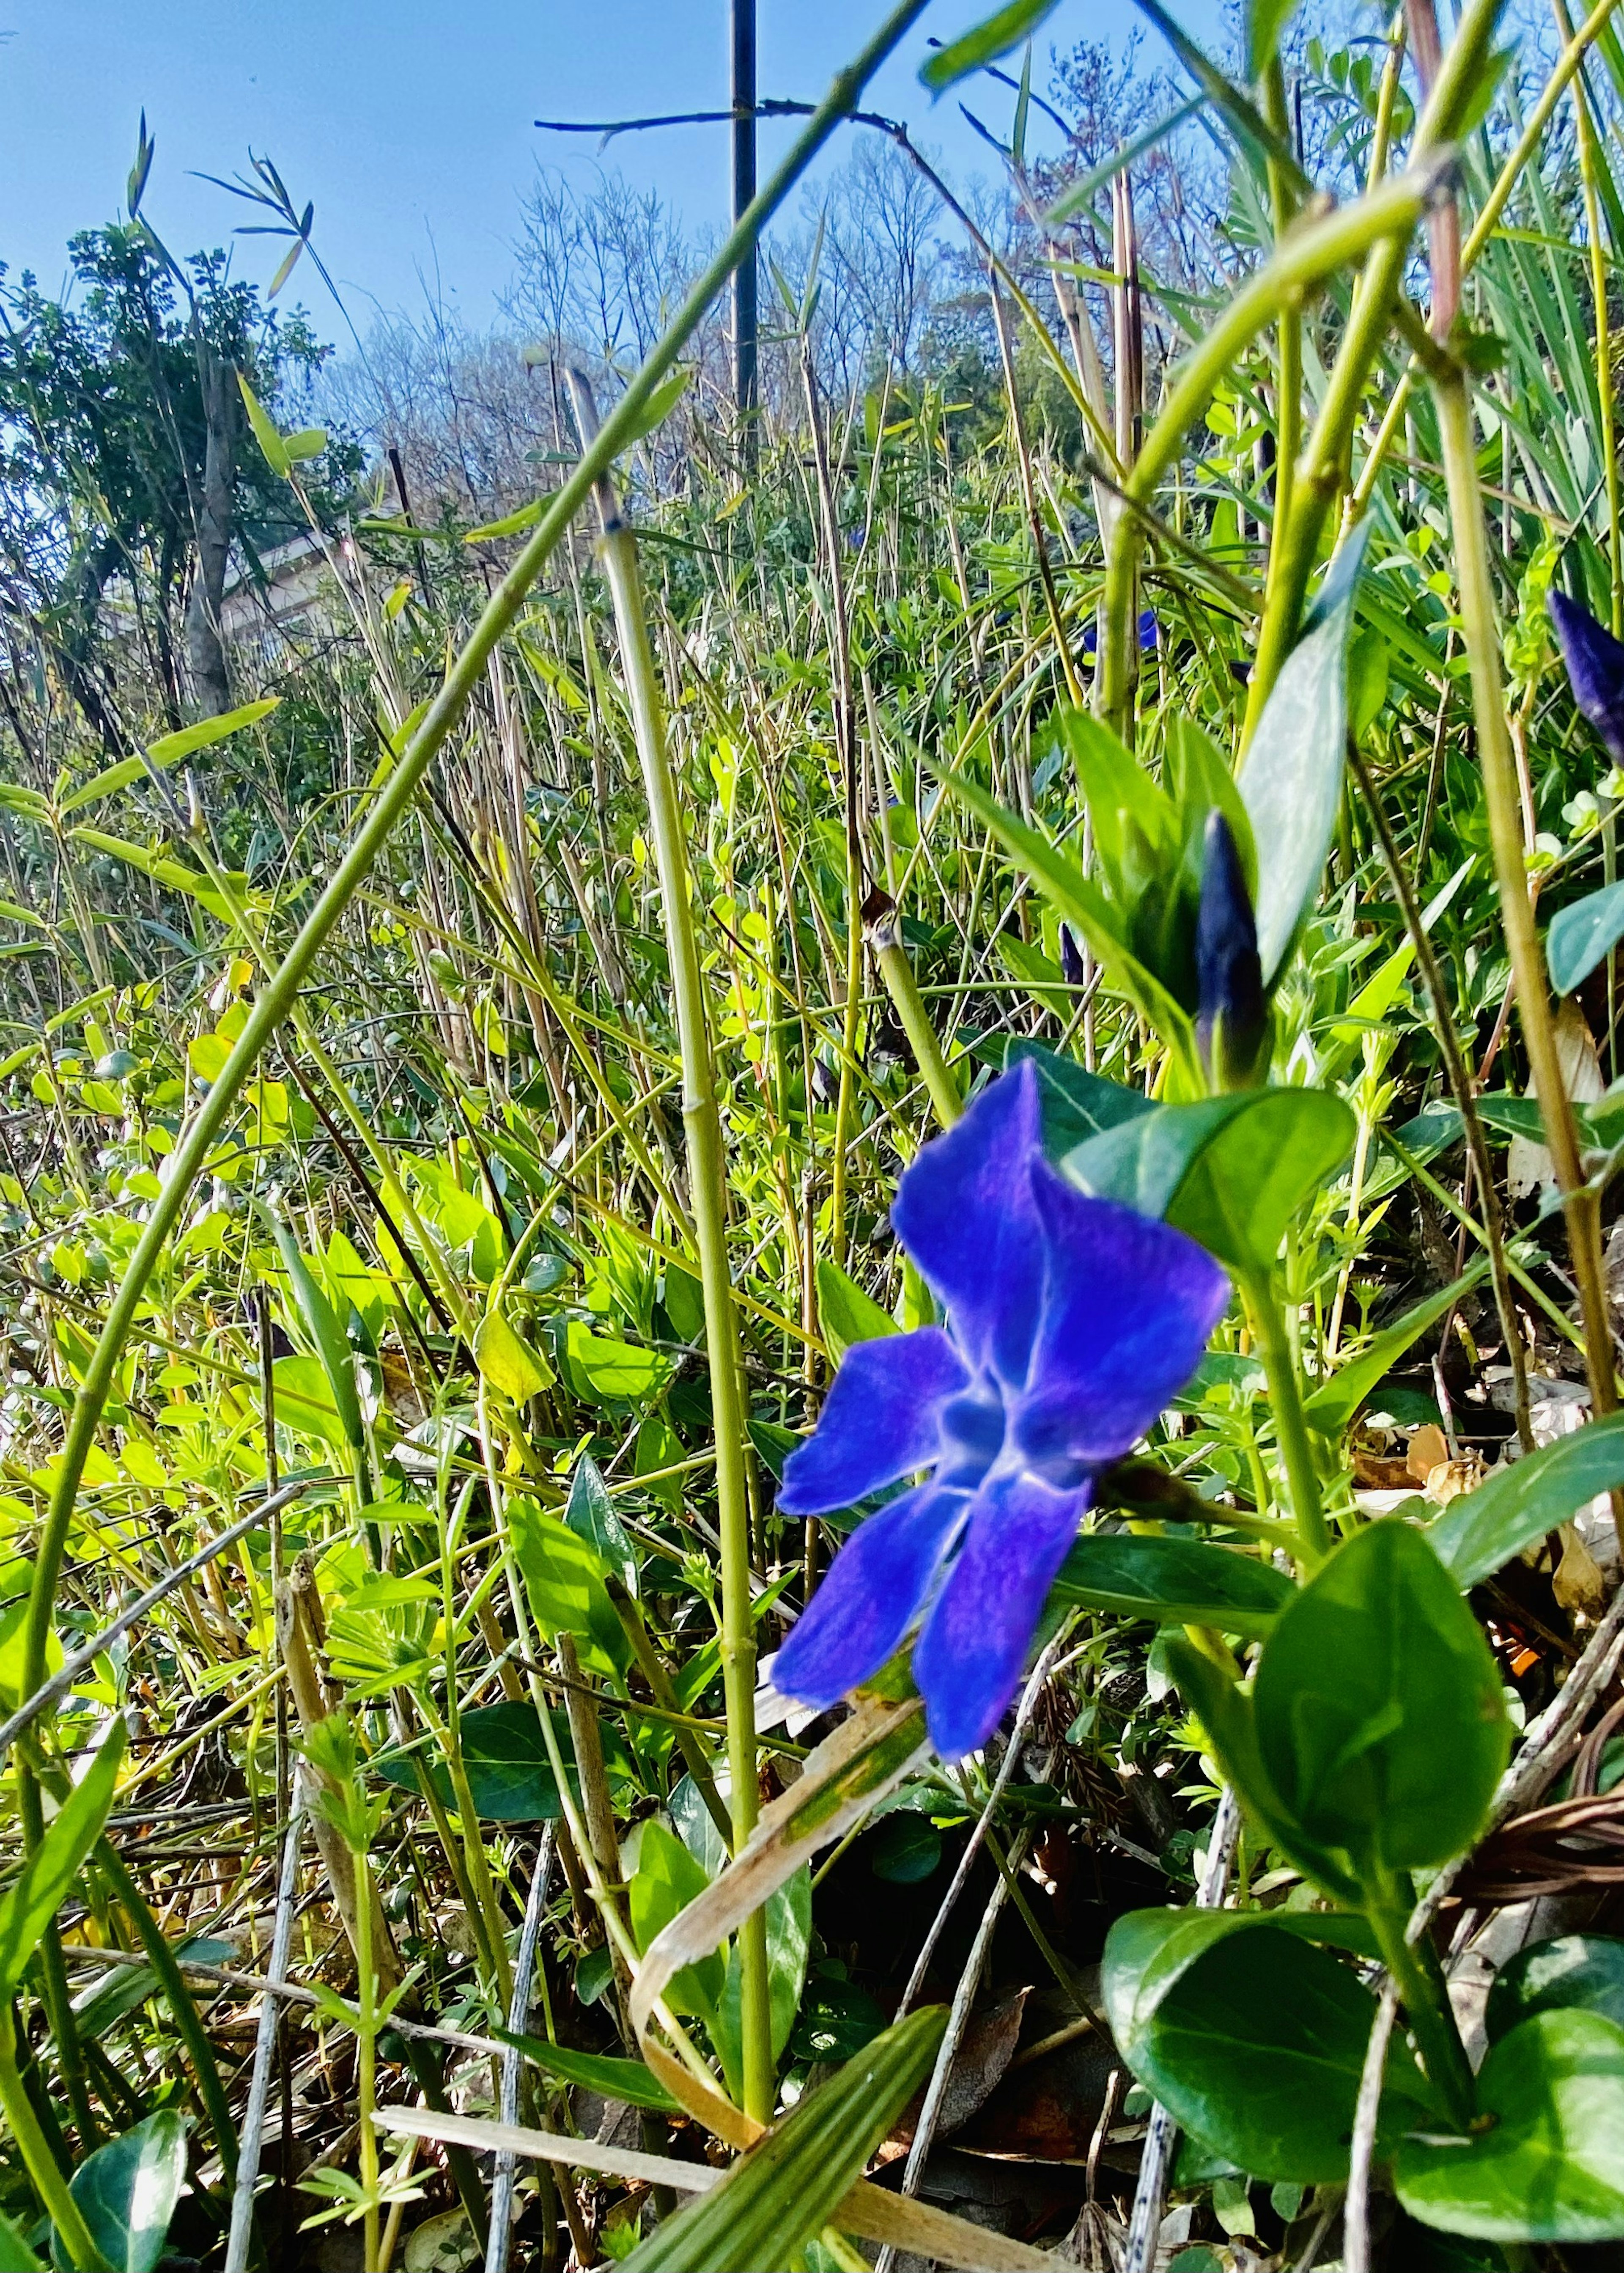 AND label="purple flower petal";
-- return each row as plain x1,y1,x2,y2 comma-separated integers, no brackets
913,1472,1088,1759
777,1327,968,1516
1015,1172,1229,1473
892,1060,1046,1384
773,1482,972,1709
1551,590,1624,766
